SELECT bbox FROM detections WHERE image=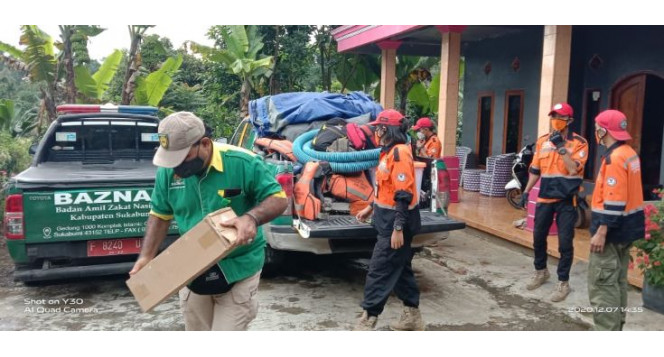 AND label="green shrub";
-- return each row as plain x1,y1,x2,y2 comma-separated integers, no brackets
0,131,33,222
